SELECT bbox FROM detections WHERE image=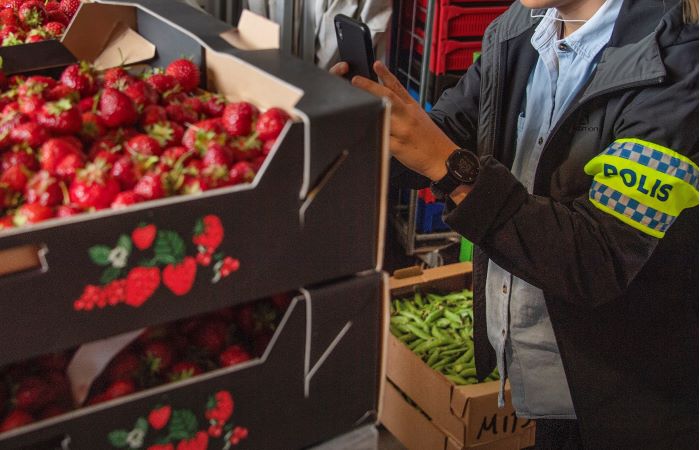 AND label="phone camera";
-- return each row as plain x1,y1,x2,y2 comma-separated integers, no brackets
336,23,343,40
